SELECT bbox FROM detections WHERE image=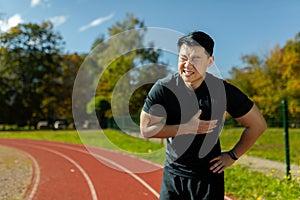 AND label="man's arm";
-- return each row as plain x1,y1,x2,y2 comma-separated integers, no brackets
230,104,267,158
140,110,218,138
210,104,267,173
